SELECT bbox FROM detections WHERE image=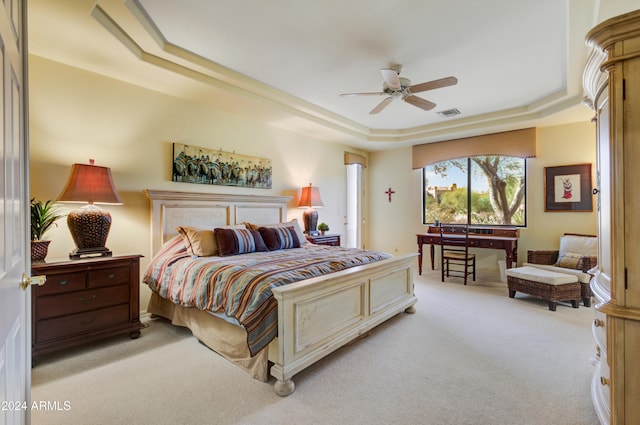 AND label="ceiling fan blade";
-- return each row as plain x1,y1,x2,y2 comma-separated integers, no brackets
380,68,401,91
404,95,436,111
409,76,458,93
370,97,394,114
340,91,385,97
